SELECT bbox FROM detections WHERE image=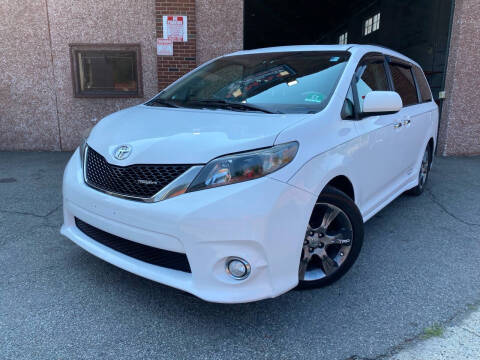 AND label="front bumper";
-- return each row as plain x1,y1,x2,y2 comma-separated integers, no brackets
61,150,315,303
